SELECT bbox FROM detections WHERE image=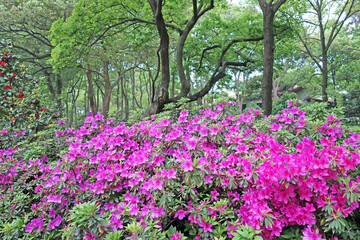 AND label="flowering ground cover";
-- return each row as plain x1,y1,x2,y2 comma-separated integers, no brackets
1,102,360,240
